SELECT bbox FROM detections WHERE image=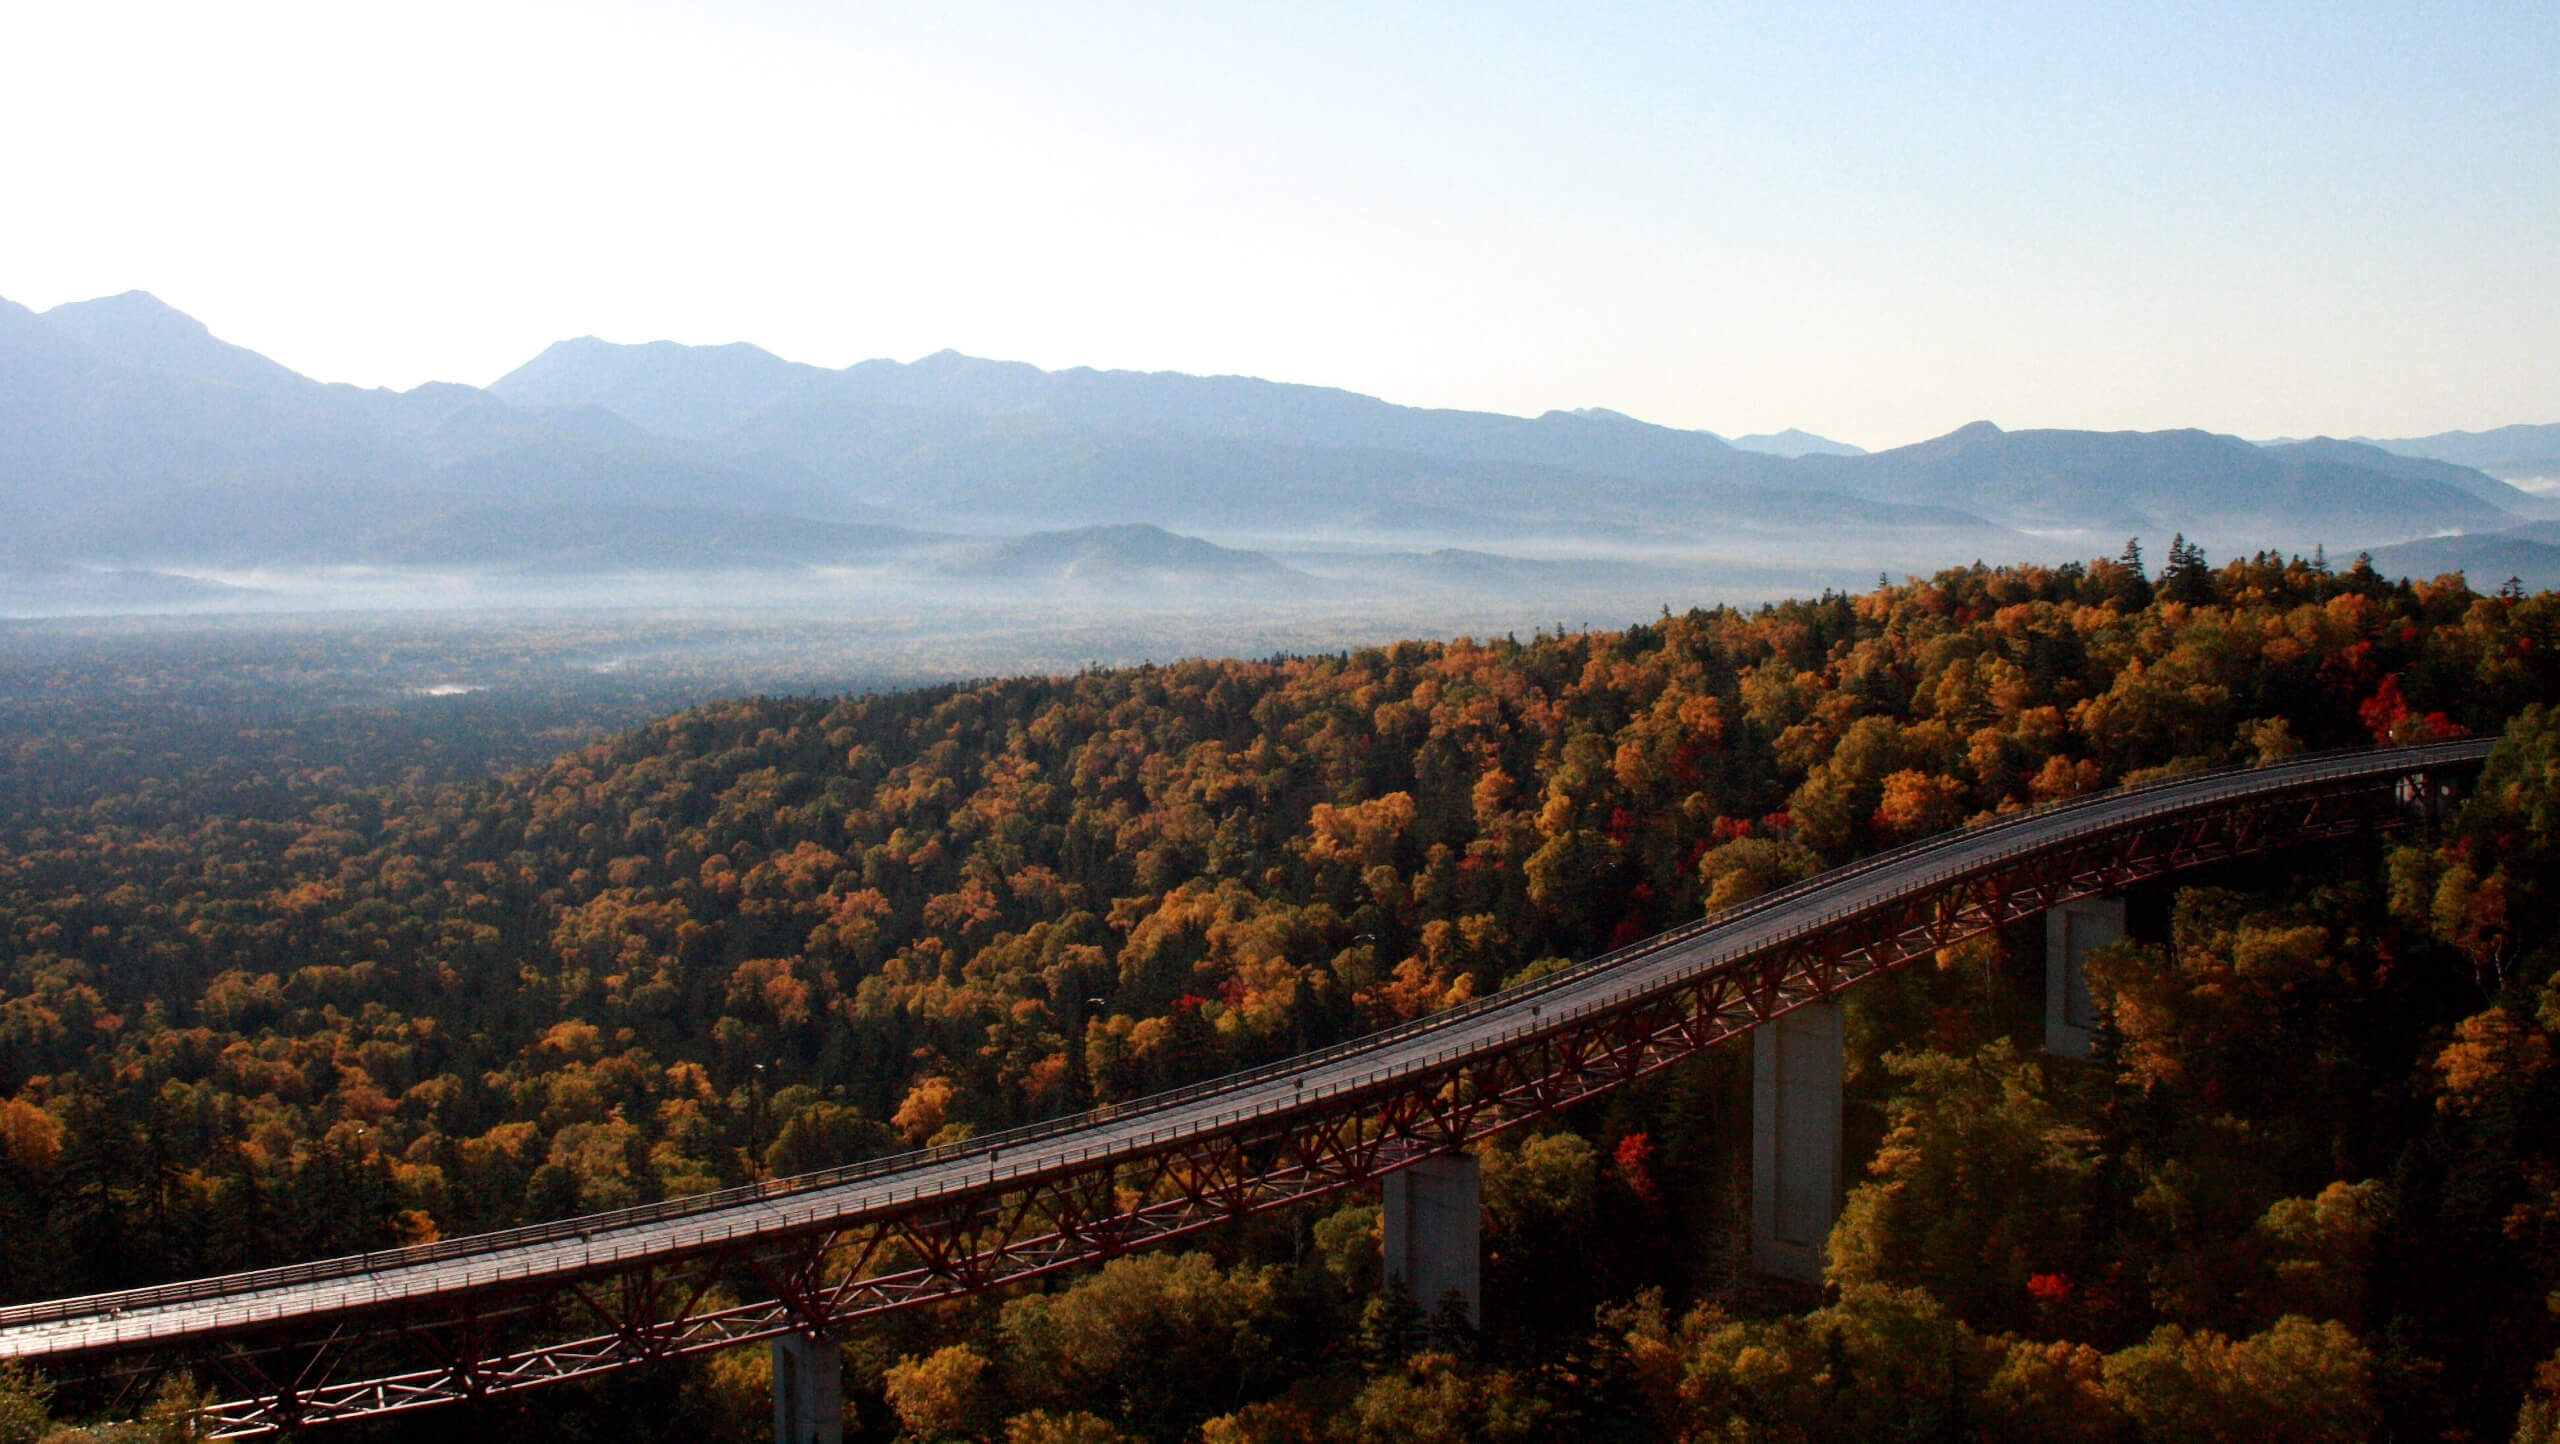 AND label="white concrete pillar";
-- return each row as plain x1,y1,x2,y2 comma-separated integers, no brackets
2044,897,2123,1059
1751,1001,1843,1284
1384,1152,1482,1330
772,1331,842,1444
